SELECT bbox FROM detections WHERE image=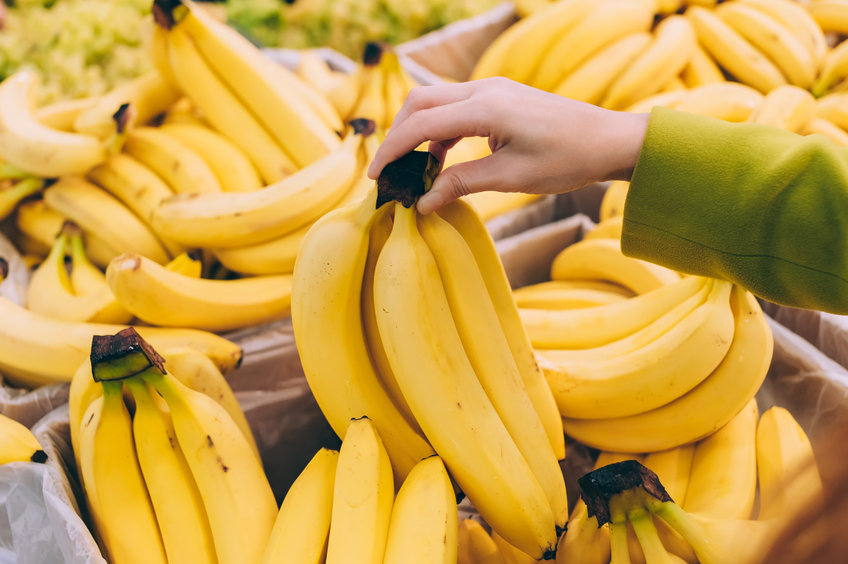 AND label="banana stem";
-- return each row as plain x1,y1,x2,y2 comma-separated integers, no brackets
650,500,721,564
629,509,674,564
609,521,630,564
90,327,167,382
